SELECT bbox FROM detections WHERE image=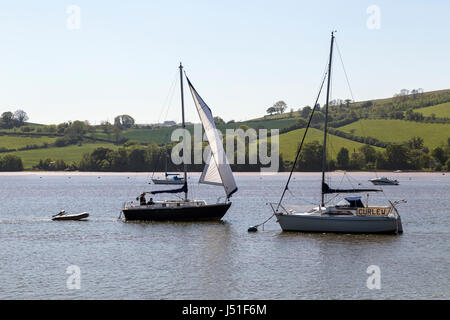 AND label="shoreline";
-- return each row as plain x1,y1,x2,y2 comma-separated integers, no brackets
0,171,447,177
